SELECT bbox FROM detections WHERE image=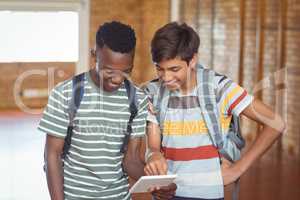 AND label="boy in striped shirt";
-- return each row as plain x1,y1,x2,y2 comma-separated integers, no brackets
38,21,147,200
145,22,285,200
